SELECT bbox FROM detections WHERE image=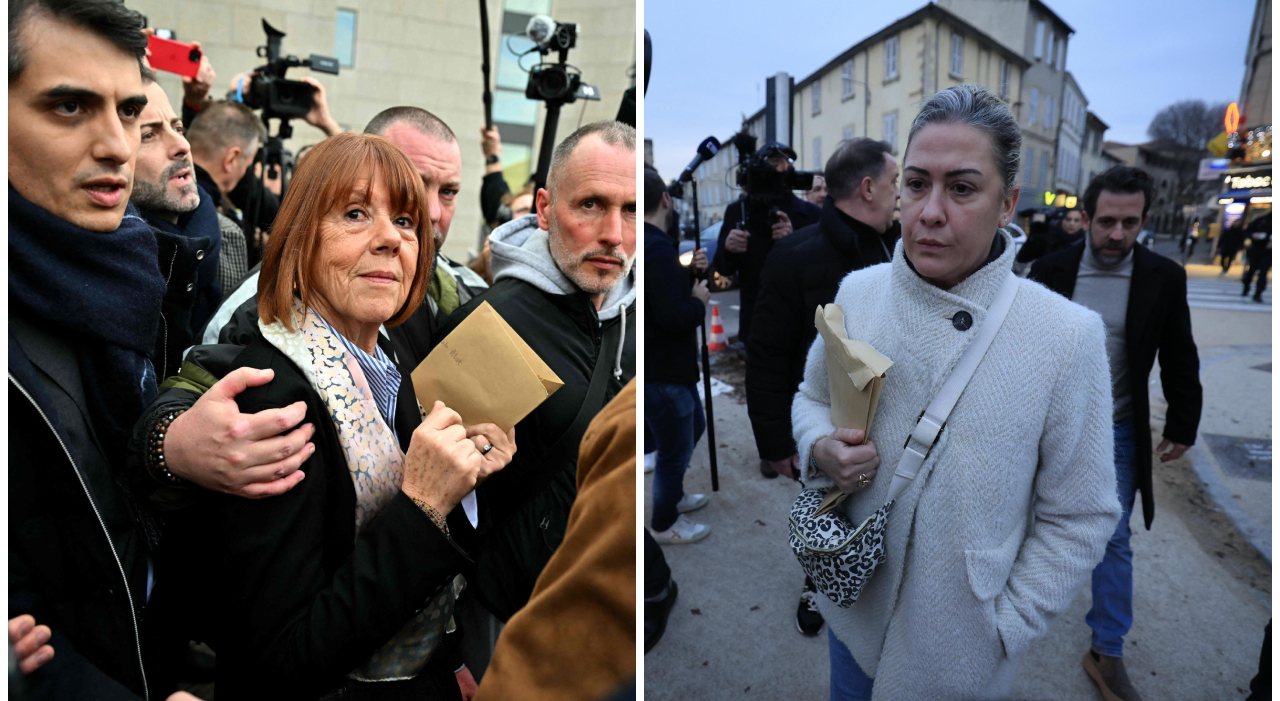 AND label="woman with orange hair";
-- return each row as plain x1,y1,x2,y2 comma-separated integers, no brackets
182,133,515,700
